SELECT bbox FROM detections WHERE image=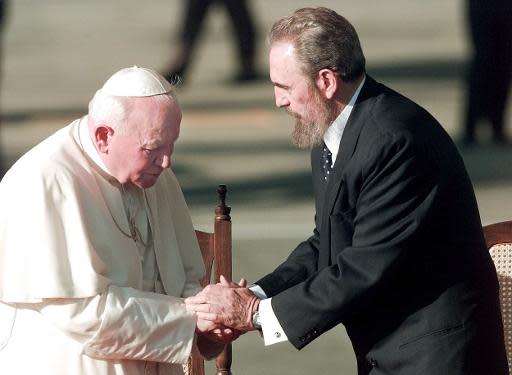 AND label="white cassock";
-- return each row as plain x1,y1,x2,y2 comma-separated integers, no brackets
0,116,208,374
